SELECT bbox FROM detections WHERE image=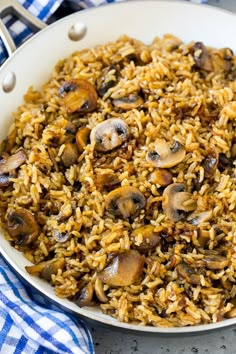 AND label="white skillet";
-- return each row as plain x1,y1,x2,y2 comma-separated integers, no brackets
0,0,236,333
